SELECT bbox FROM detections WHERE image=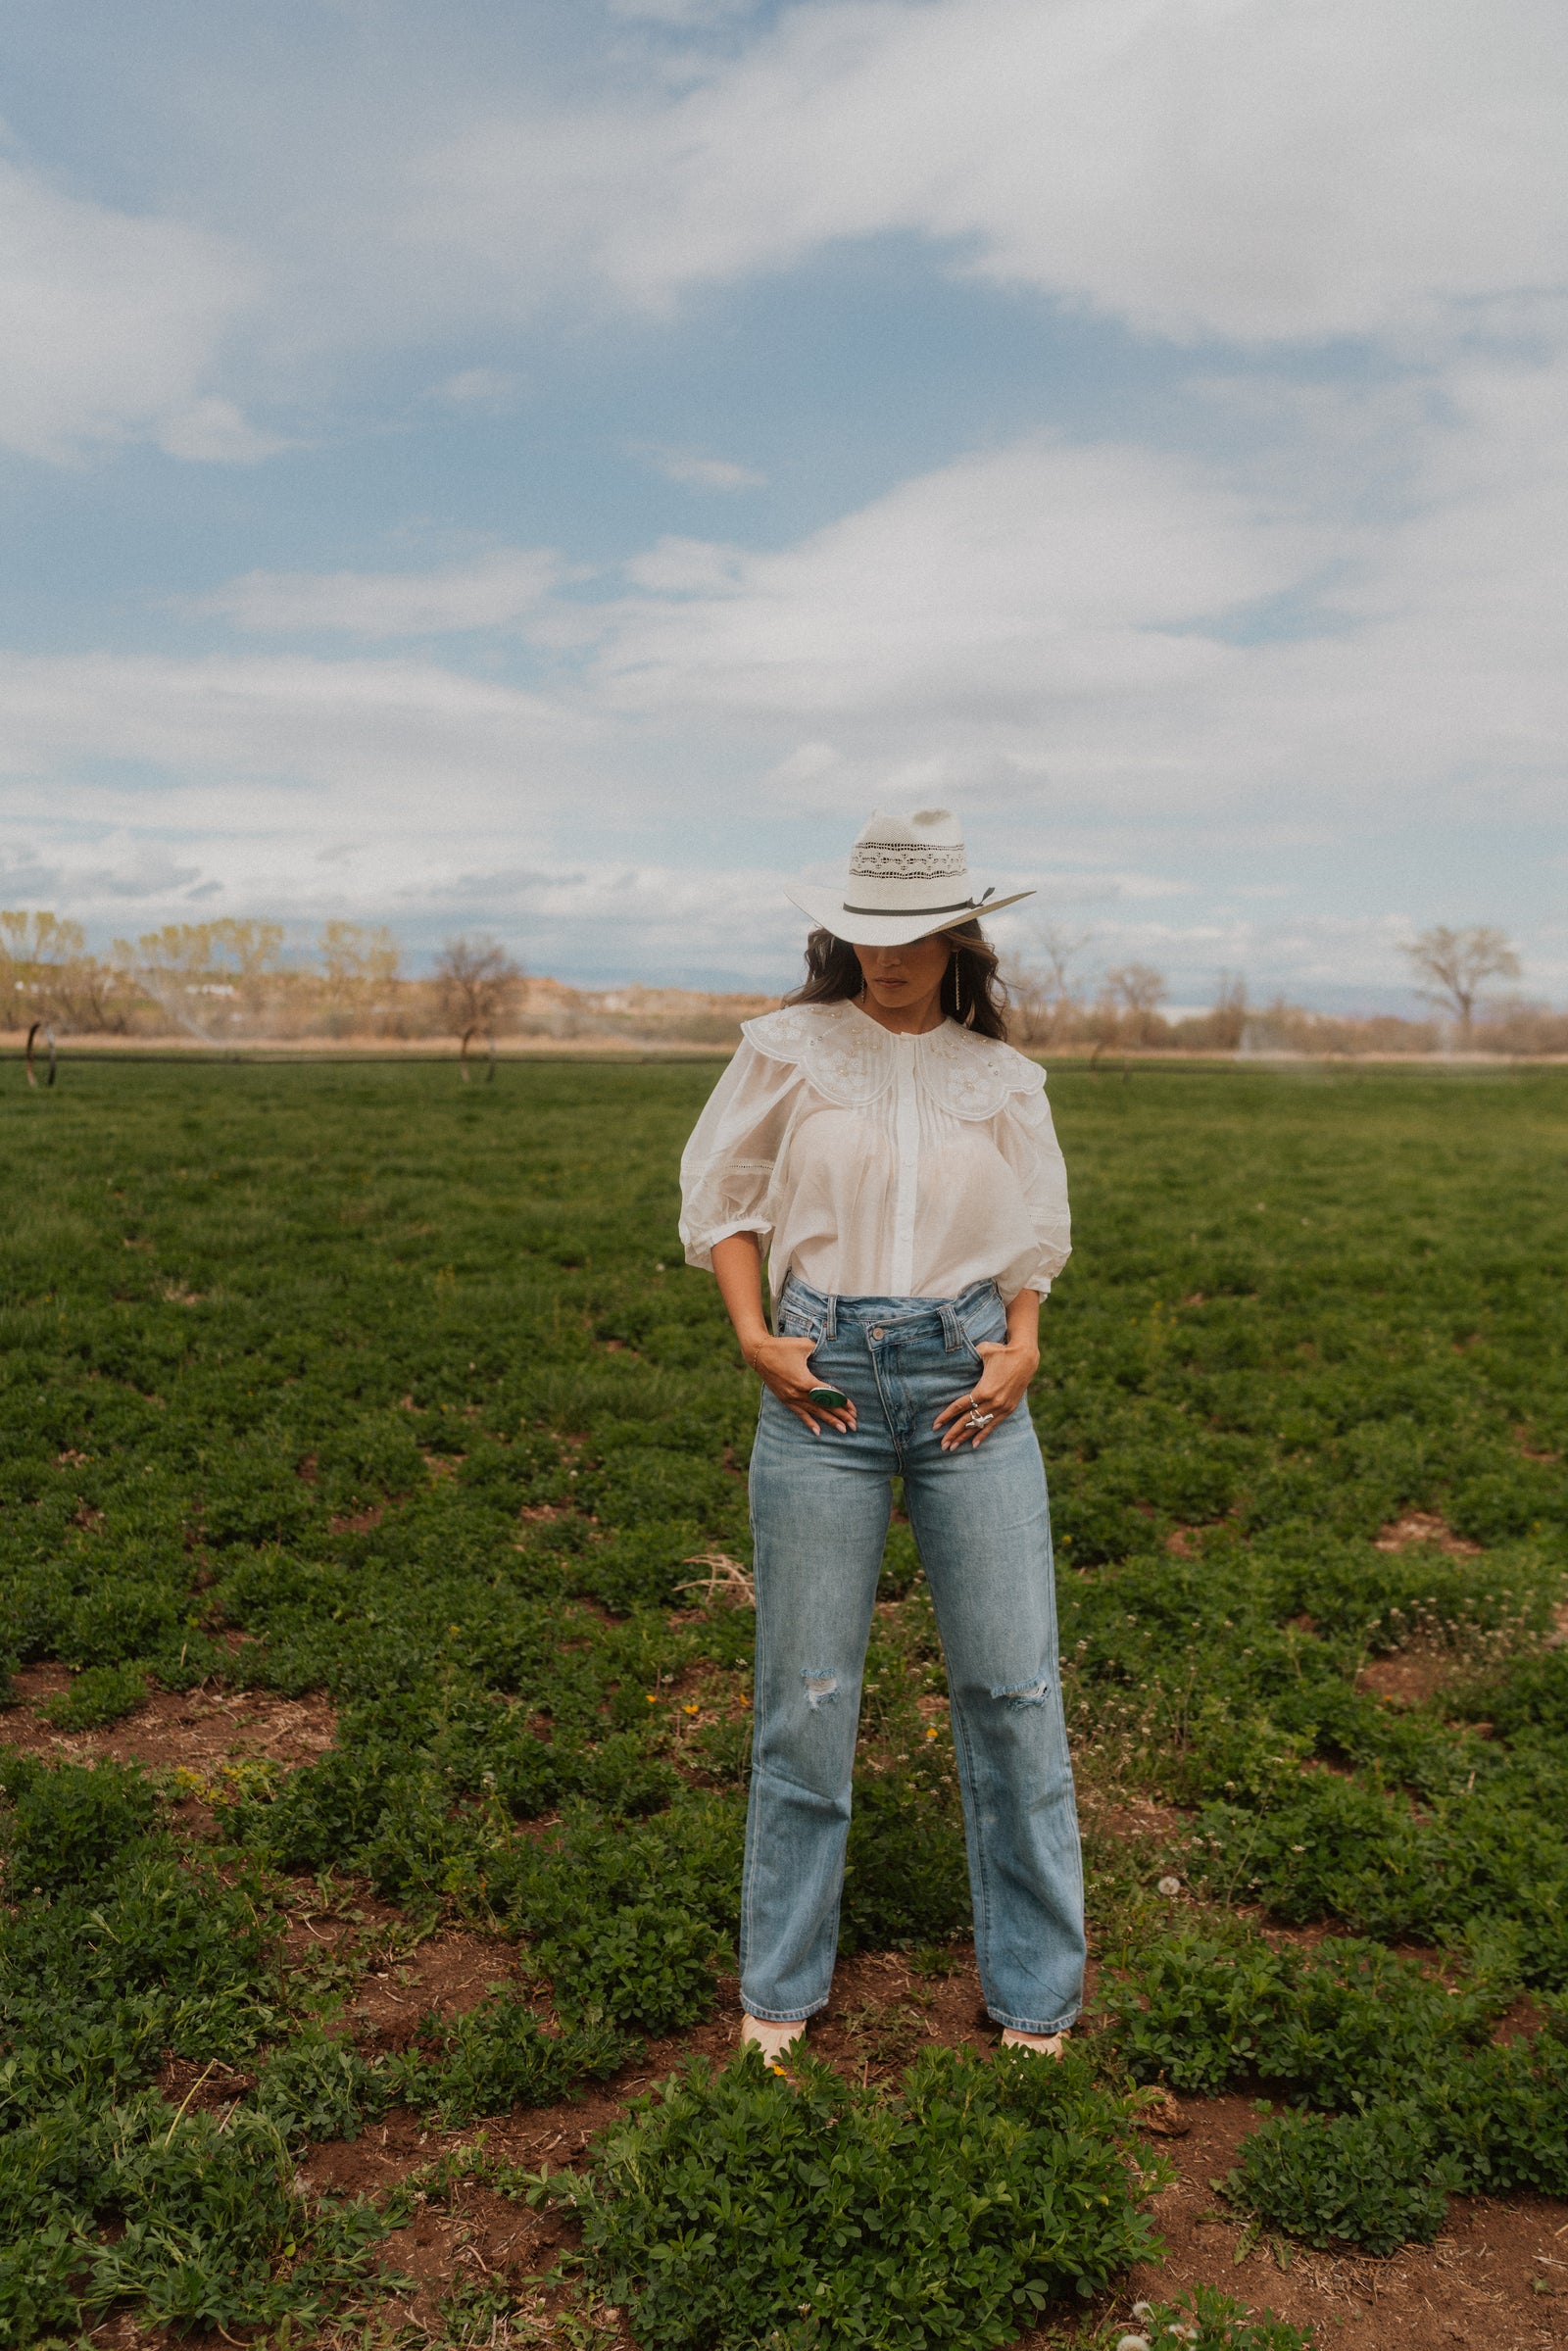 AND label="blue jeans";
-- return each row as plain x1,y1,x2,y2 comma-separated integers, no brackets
741,1274,1085,2034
